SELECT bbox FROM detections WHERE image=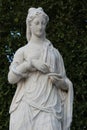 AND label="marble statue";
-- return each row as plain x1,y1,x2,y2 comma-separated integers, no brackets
8,7,73,130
